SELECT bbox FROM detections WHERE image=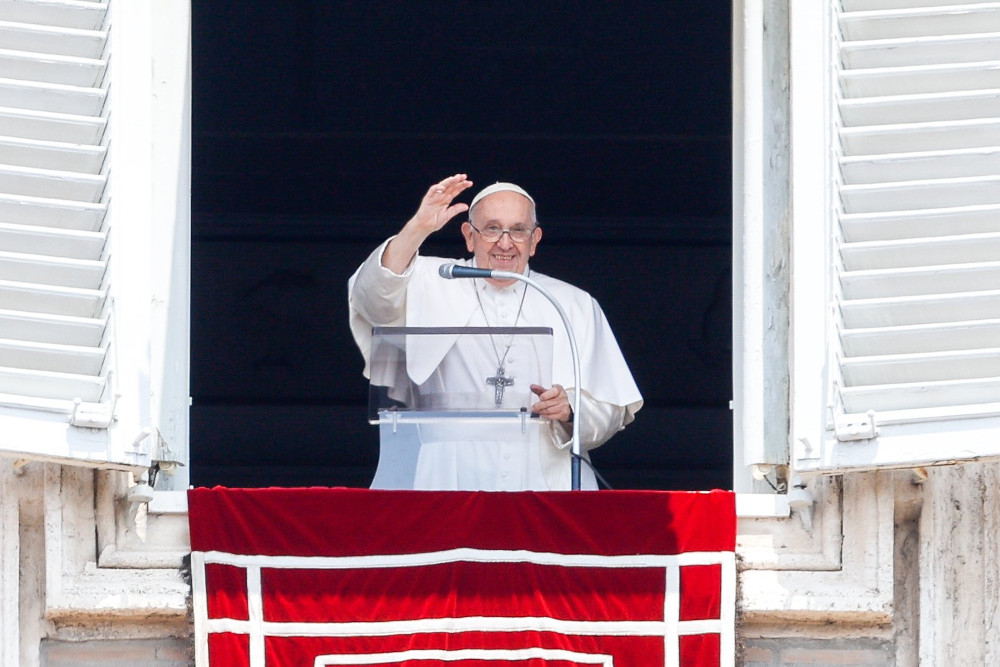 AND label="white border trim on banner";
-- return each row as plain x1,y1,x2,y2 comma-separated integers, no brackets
191,548,737,667
313,648,615,666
